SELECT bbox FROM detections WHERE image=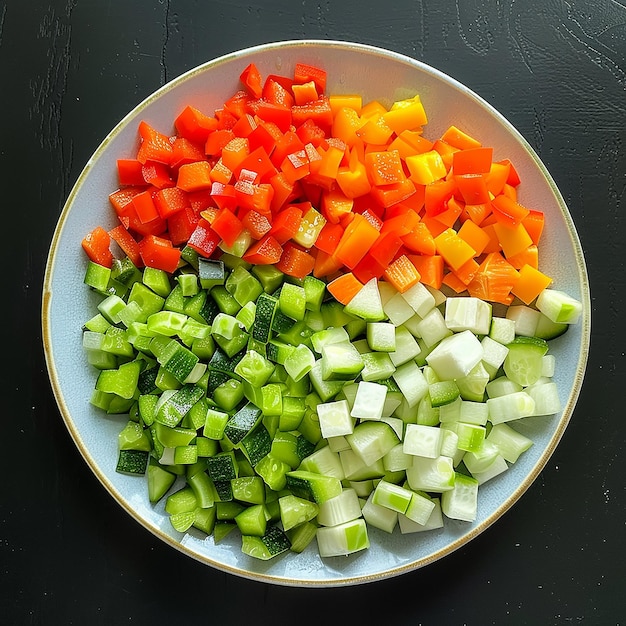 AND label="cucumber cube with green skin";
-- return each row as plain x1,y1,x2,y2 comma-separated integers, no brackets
344,278,386,322
198,258,226,290
285,470,343,504
372,480,413,515
535,288,583,324
320,342,364,381
279,282,307,321
240,525,291,560
316,518,370,557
